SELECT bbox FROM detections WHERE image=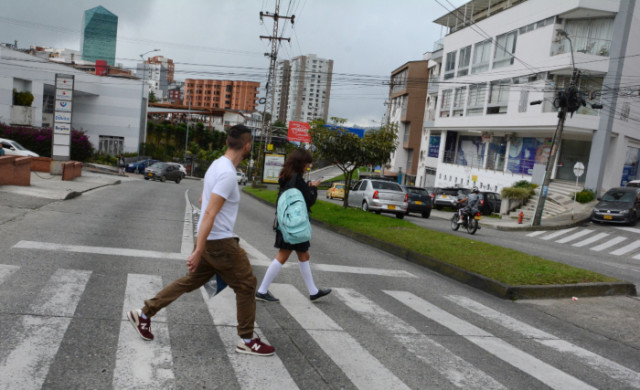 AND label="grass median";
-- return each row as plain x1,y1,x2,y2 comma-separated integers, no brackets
244,186,618,286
